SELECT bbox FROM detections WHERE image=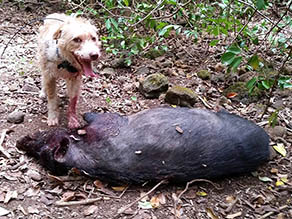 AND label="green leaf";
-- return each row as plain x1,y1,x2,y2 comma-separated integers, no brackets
261,80,271,89
210,39,220,46
268,110,278,127
248,55,260,70
123,0,129,6
226,44,241,54
221,52,236,65
246,77,257,90
230,56,242,70
256,0,267,10
105,19,112,30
